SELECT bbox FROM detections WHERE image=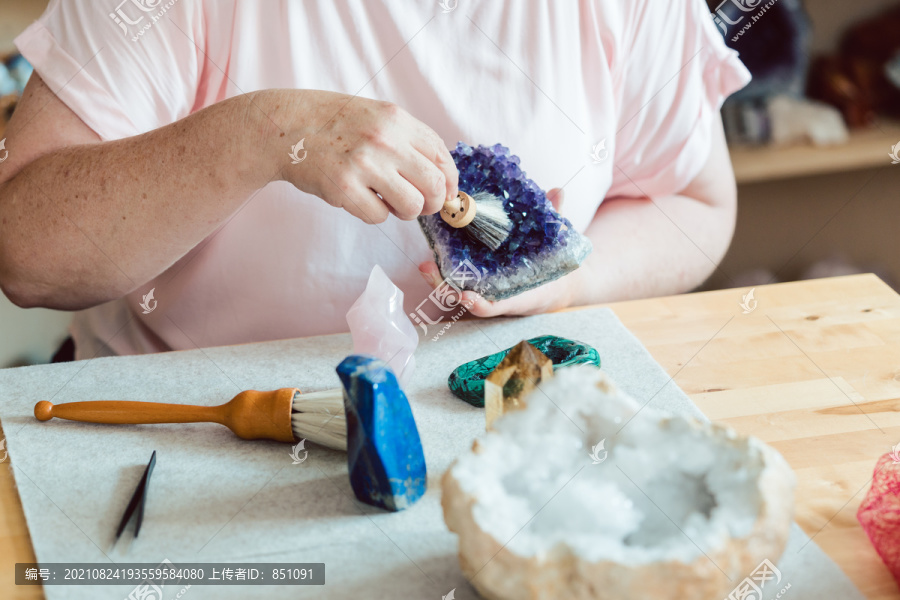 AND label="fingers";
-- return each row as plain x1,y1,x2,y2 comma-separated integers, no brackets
302,96,459,224
409,126,459,211
418,261,548,317
342,191,391,224
547,187,564,211
418,261,443,288
323,176,391,224
418,260,562,318
399,150,450,216
369,169,426,221
464,291,538,318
